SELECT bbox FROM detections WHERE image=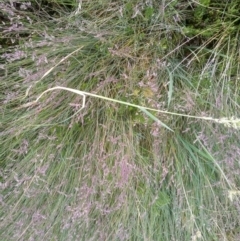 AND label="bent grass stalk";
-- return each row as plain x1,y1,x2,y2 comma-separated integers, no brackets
22,86,240,131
